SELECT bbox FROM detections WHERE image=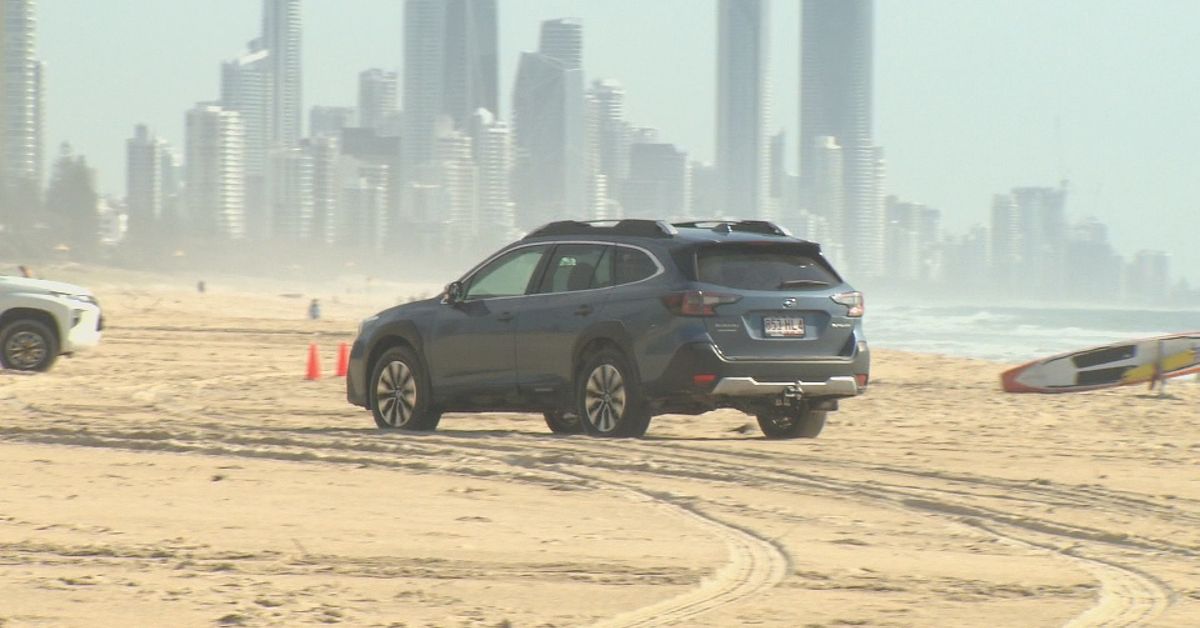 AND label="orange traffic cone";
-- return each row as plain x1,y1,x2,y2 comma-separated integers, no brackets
335,342,349,377
306,343,322,380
